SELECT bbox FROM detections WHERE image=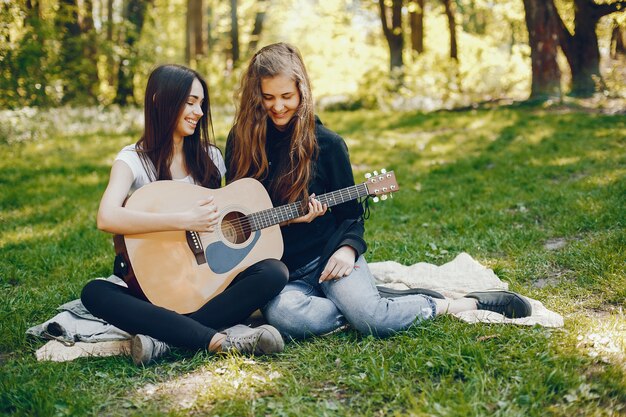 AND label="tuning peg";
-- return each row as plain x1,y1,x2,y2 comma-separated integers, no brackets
365,172,372,179
381,194,388,201
381,168,387,174
373,170,379,176
372,196,380,203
